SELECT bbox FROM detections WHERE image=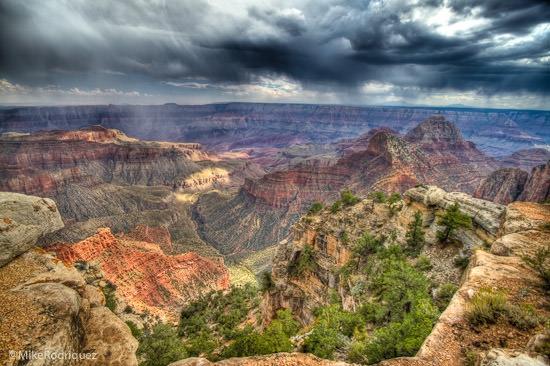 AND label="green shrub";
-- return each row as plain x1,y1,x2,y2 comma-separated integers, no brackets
260,271,275,292
288,244,318,277
467,287,509,325
341,190,361,206
369,191,387,203
125,321,143,339
340,232,350,244
308,201,323,215
302,319,342,360
352,233,385,264
415,255,433,272
508,303,542,330
138,324,187,366
454,256,469,269
522,242,550,289
369,258,432,324
436,203,472,243
348,341,367,364
406,211,425,256
102,283,118,312
364,299,439,364
436,284,457,311
328,200,341,213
